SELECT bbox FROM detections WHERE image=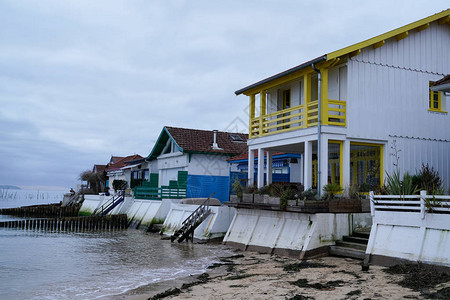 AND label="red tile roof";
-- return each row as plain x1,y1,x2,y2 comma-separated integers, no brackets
432,74,450,86
165,127,248,156
109,156,124,164
105,154,143,172
92,164,106,173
